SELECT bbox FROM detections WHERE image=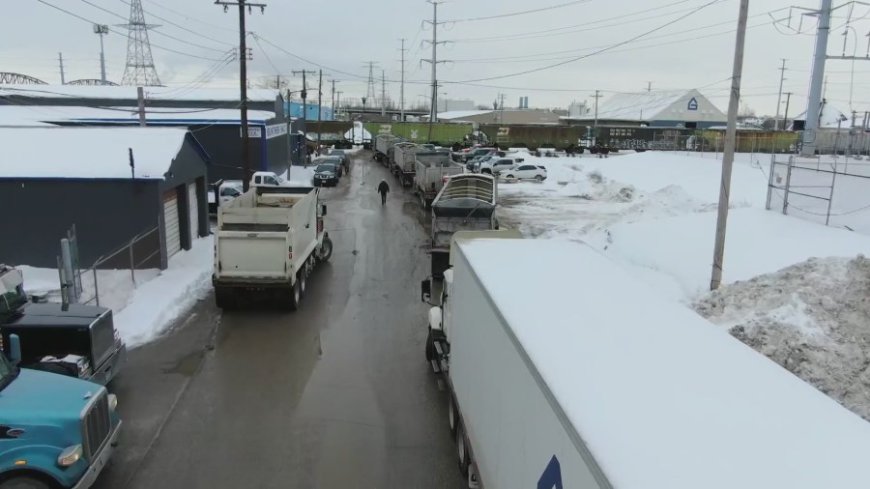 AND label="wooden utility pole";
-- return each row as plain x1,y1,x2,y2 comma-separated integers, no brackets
317,69,323,151
775,58,787,130
783,92,793,130
137,86,146,127
381,69,387,116
710,0,749,290
58,52,66,85
399,38,406,122
216,0,266,192
330,79,337,119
